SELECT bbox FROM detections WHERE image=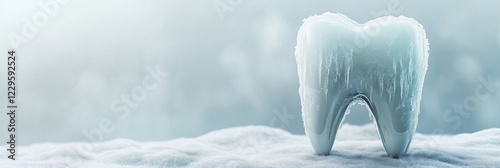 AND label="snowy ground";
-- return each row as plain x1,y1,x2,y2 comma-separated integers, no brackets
1,124,499,168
